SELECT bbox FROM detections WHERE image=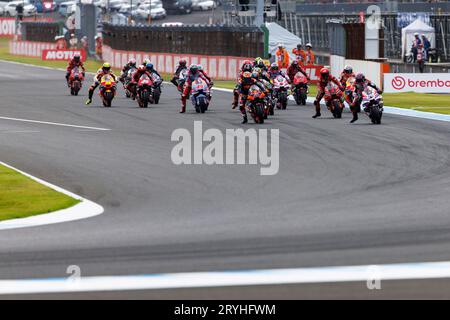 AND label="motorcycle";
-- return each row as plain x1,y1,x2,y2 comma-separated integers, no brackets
361,86,383,124
324,83,344,119
344,76,356,106
260,78,273,118
151,73,163,104
136,73,154,108
272,75,290,110
190,78,210,113
292,72,308,105
246,84,266,124
99,75,117,107
69,67,84,96
124,67,137,98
